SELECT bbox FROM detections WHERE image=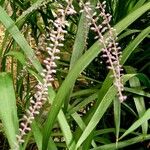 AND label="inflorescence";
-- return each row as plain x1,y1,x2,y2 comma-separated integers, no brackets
81,1,126,102
15,0,126,149
15,0,75,149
